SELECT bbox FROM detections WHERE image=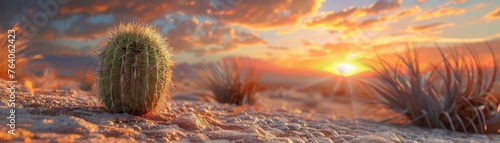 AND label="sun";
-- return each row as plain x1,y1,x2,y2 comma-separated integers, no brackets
321,61,366,77
335,63,357,76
